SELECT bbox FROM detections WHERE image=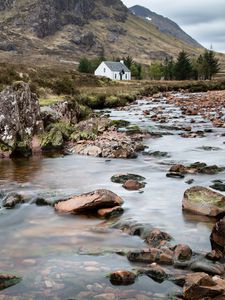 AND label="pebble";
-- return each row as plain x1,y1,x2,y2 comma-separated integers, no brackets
45,280,54,288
